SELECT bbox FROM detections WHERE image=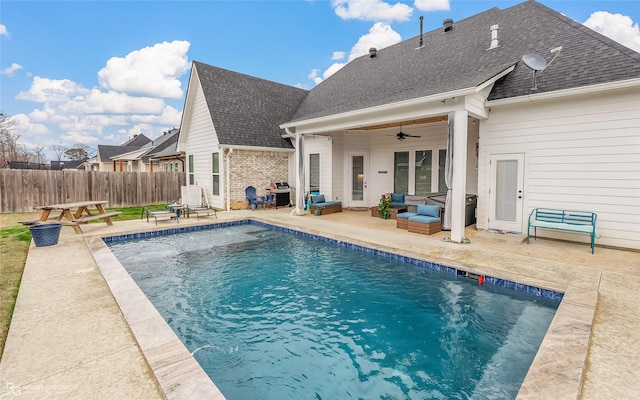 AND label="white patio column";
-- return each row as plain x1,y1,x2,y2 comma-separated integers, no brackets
292,131,306,216
450,110,469,243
